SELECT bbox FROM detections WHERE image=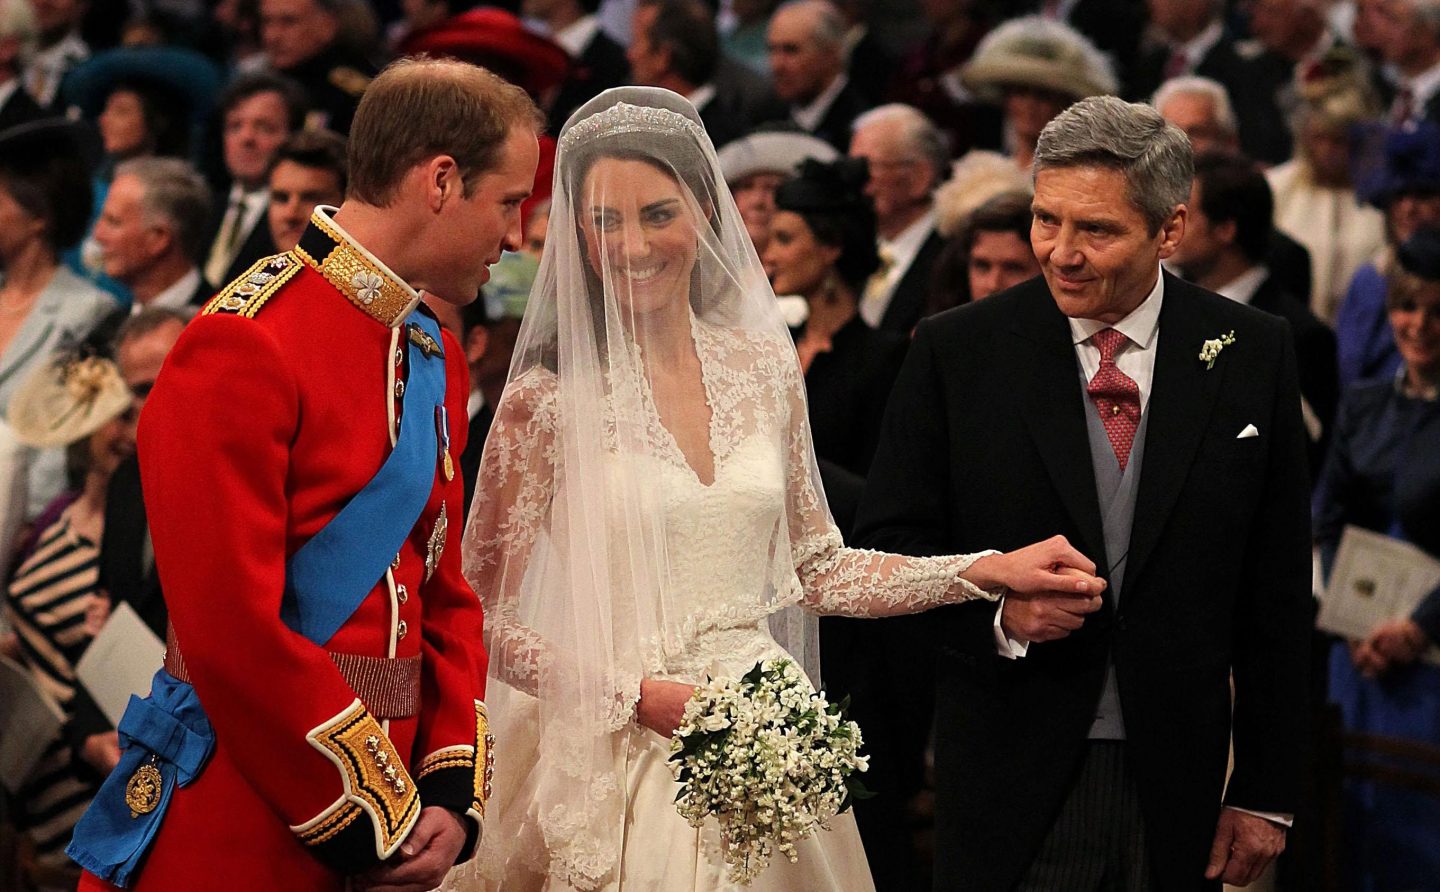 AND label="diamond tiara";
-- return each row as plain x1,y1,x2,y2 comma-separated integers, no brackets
558,102,707,152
